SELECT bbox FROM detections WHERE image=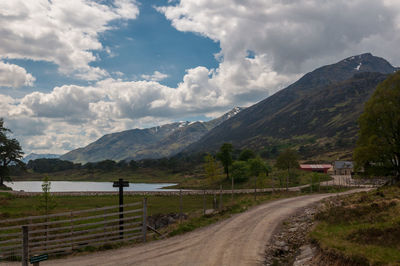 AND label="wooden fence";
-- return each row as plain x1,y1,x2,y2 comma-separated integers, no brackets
0,200,148,263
